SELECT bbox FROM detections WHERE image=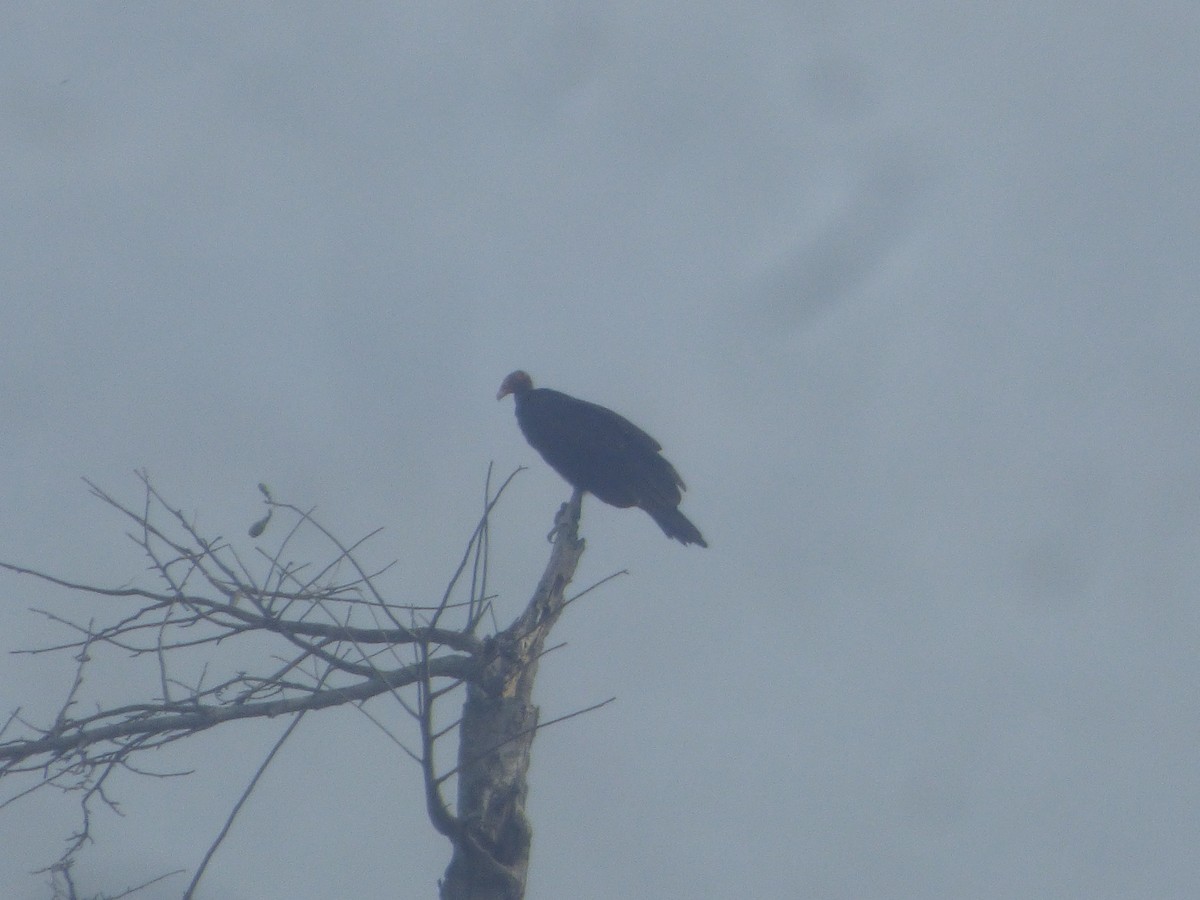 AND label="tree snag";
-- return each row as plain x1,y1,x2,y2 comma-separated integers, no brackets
0,474,605,899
